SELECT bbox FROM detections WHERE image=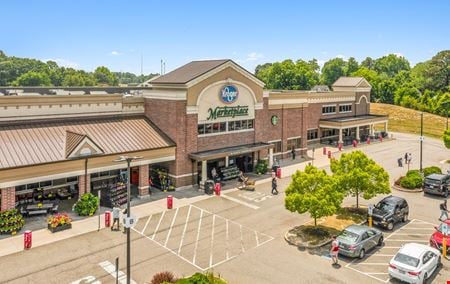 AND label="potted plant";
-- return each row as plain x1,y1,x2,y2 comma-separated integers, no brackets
73,193,99,216
47,213,72,233
0,209,25,235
